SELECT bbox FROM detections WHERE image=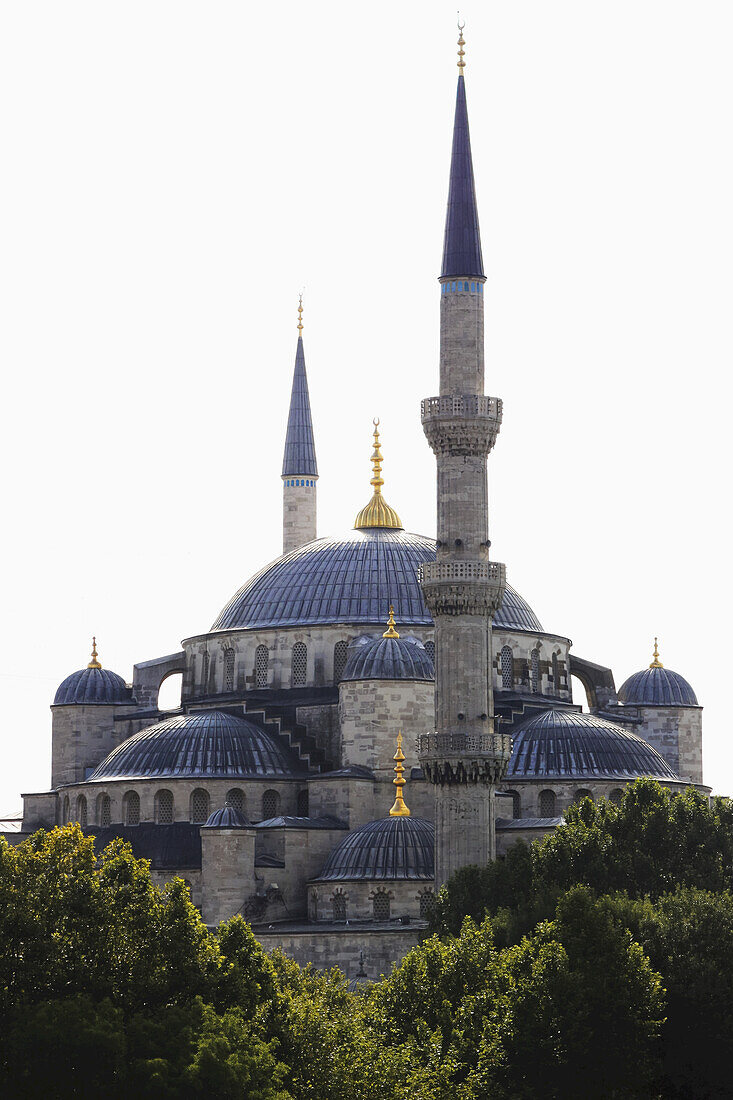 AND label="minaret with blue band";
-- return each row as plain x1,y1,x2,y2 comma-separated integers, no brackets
282,295,318,555
419,24,511,885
